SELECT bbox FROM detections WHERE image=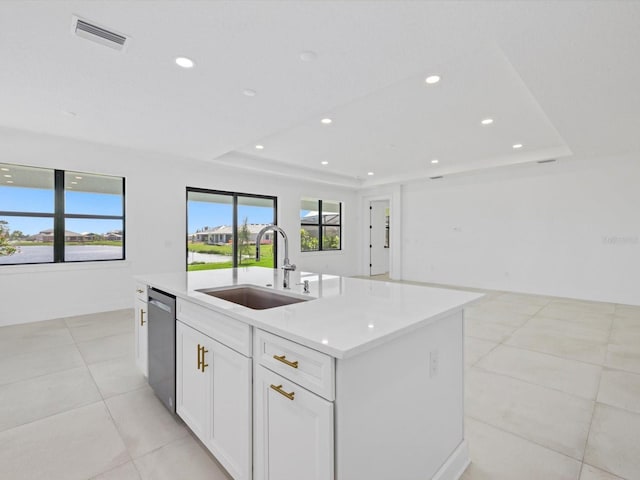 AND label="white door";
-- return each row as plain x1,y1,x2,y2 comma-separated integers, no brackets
176,321,211,441
208,338,252,480
369,200,389,276
254,365,334,480
134,298,148,377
